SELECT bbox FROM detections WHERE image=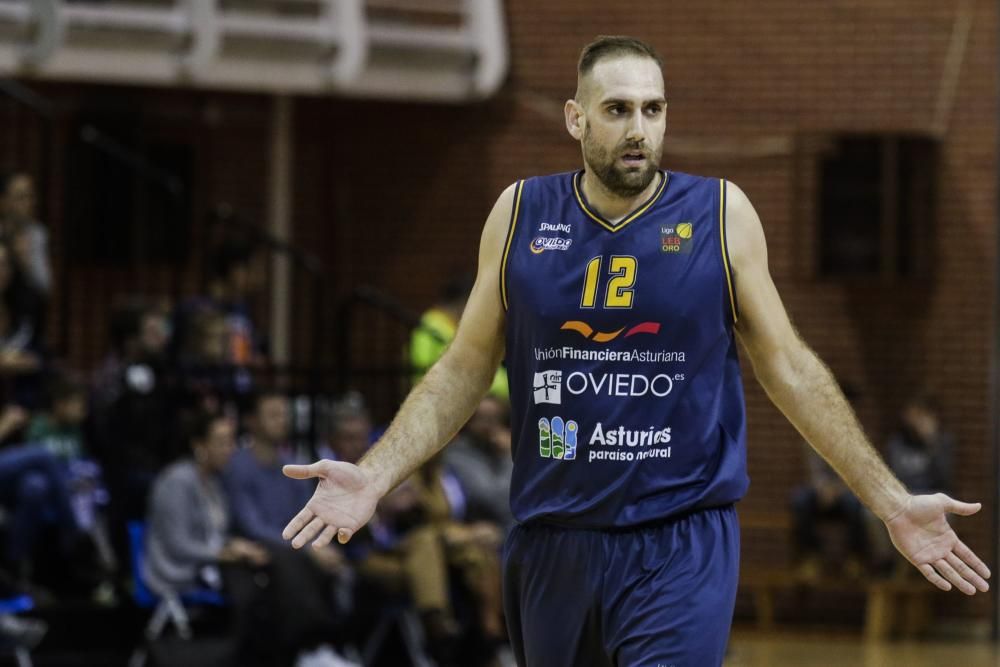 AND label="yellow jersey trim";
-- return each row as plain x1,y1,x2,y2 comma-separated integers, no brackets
500,180,525,311
573,170,668,233
719,179,738,323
